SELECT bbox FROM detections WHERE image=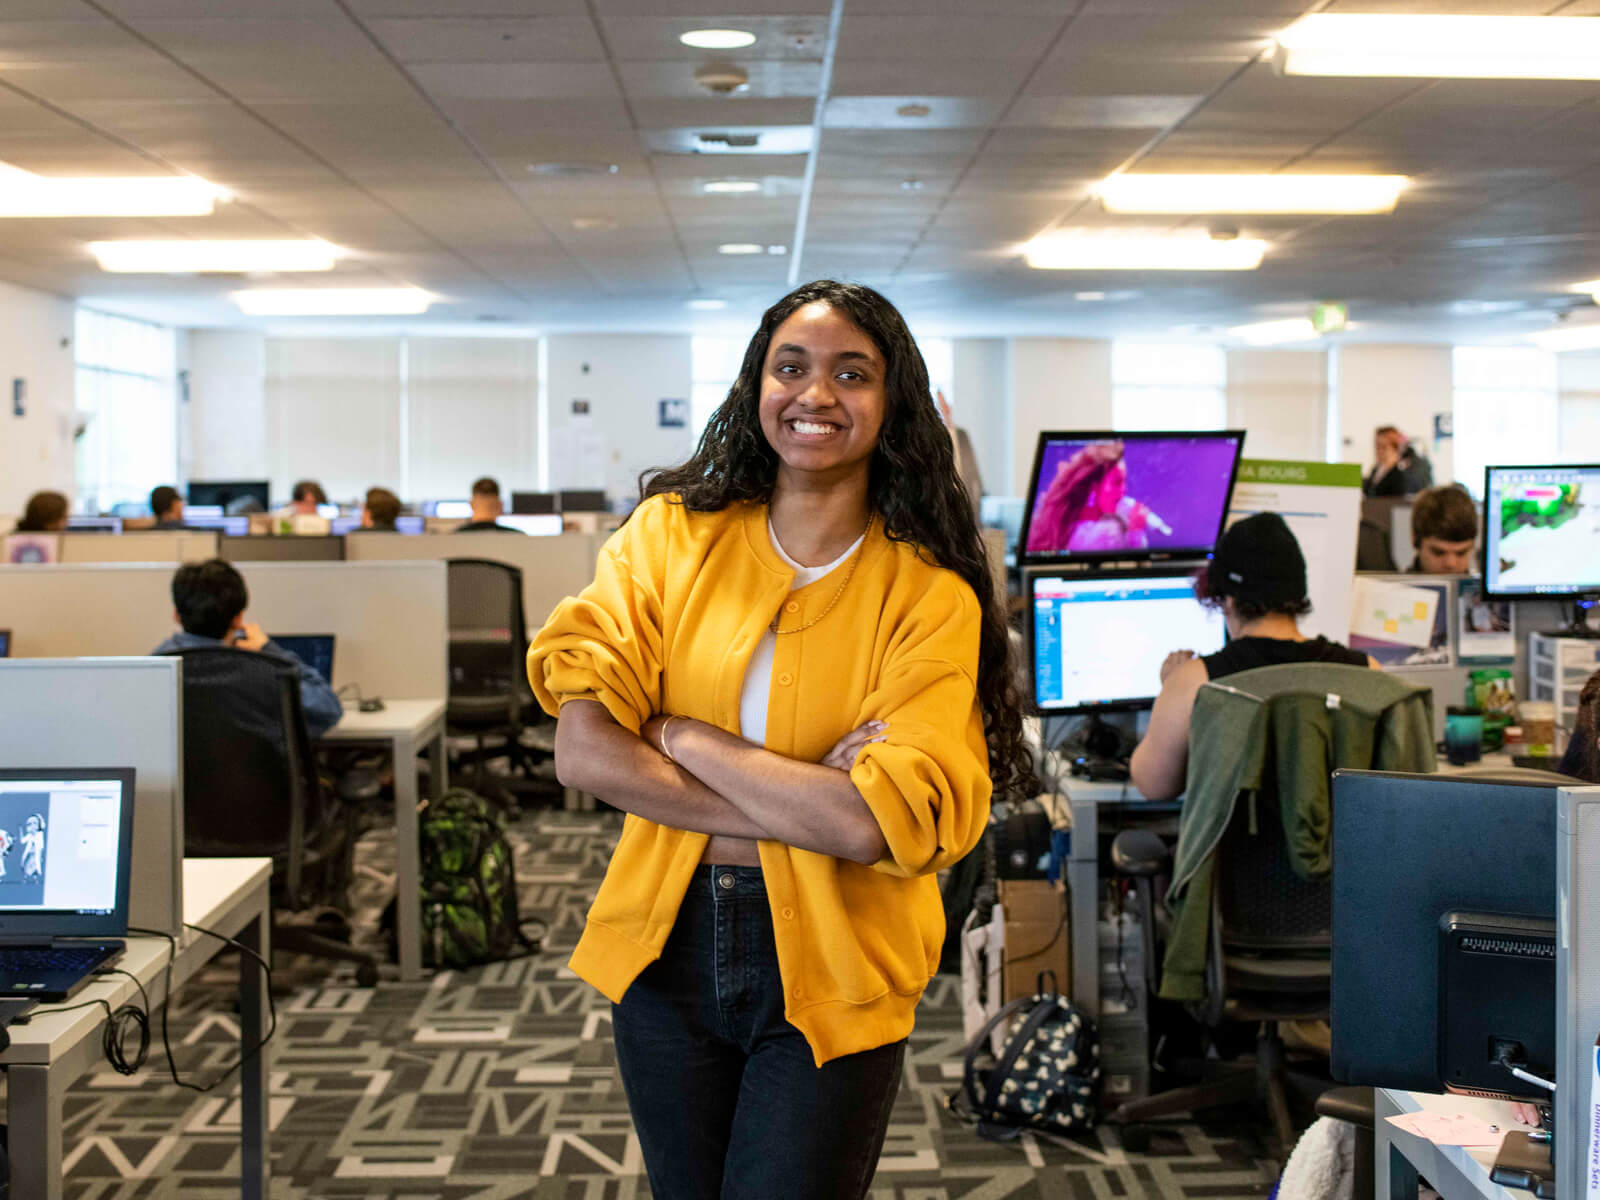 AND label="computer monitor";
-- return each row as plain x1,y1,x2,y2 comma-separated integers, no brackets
497,514,562,536
511,491,557,515
394,515,424,535
66,516,121,533
1026,568,1226,713
1331,770,1560,1102
558,489,608,514
272,634,335,682
429,500,473,519
1019,431,1245,564
0,768,137,936
1483,464,1600,606
180,514,250,536
187,480,270,514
